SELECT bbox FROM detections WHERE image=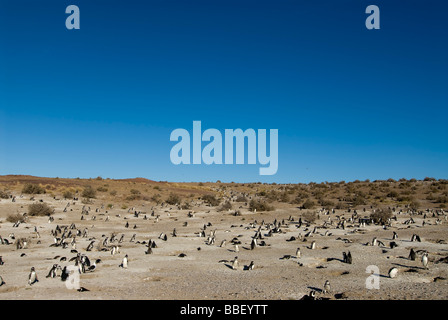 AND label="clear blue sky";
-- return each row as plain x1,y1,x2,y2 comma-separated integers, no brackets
0,0,447,183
